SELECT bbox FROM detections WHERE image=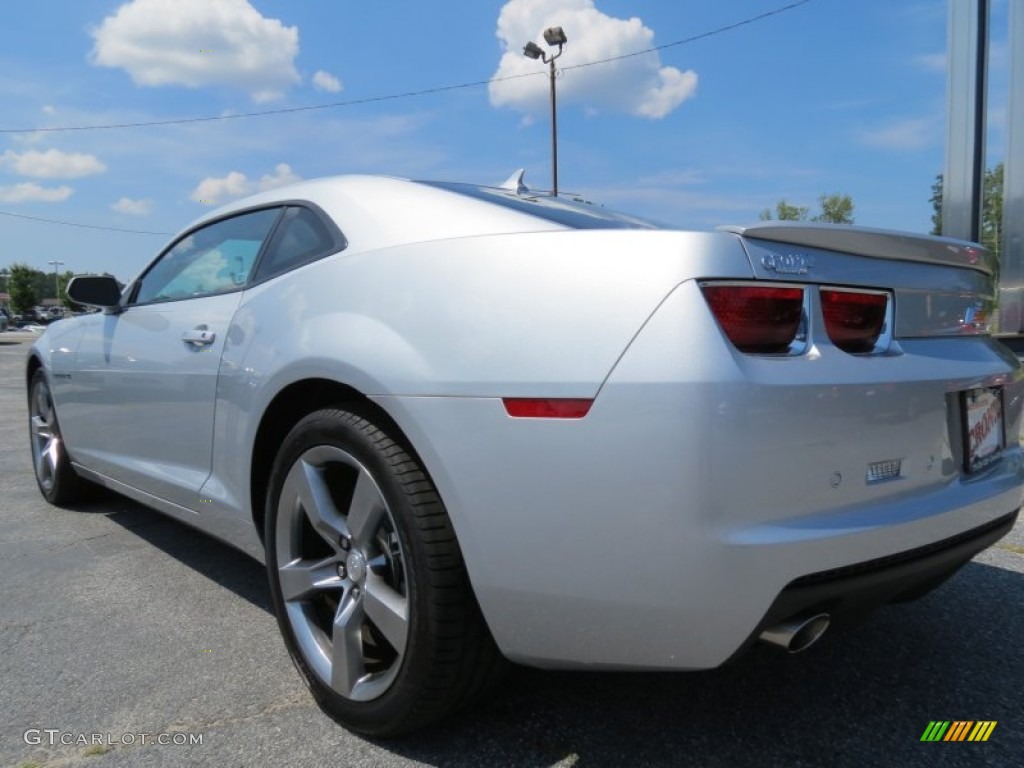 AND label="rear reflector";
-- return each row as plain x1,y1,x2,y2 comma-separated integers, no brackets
821,289,888,354
503,398,593,419
701,284,805,354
